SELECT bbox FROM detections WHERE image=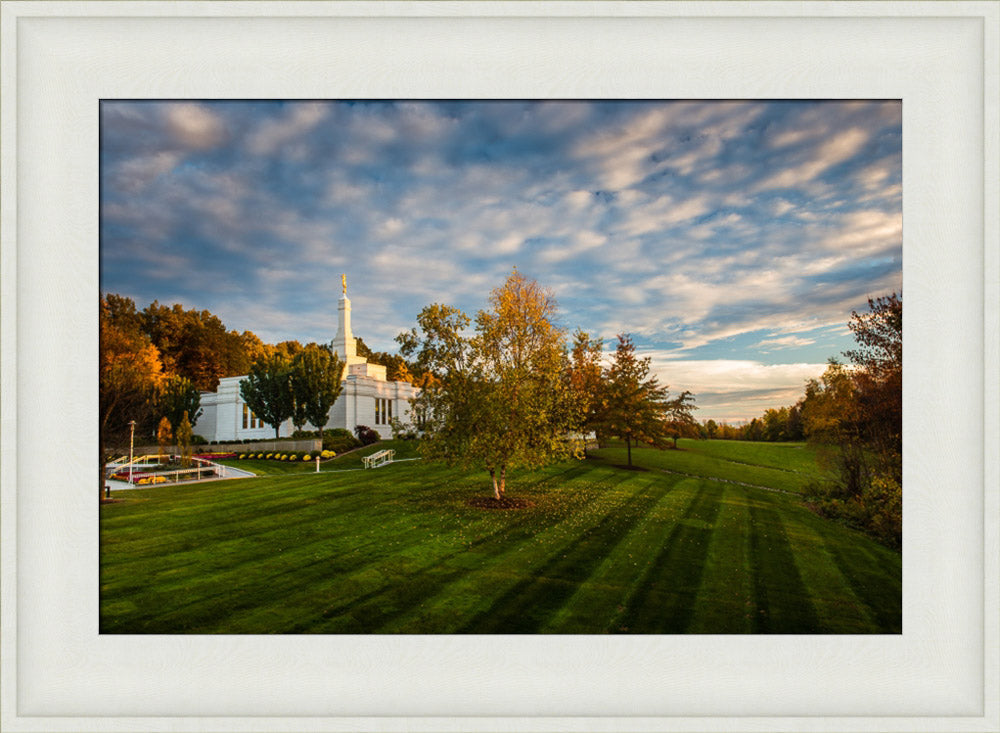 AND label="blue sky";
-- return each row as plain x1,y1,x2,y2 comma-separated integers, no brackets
100,100,901,423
